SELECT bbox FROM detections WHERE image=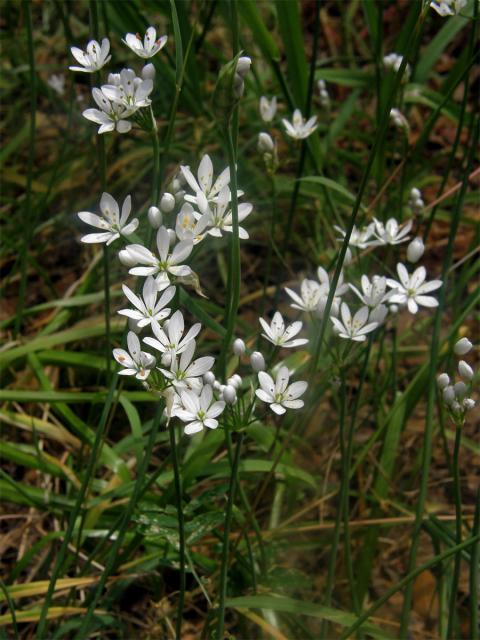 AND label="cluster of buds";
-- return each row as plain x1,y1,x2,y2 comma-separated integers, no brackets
409,187,425,215
318,79,330,109
438,338,476,419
